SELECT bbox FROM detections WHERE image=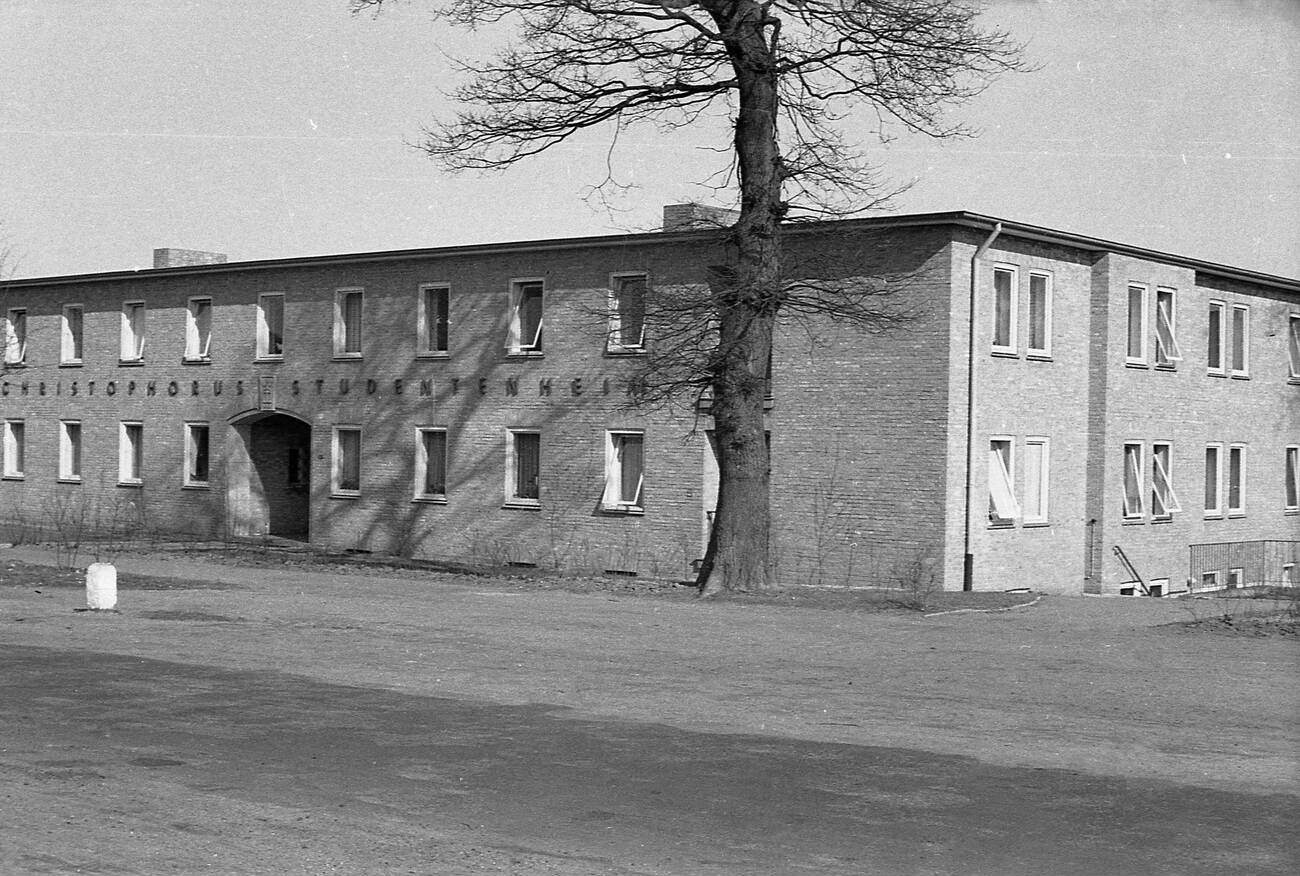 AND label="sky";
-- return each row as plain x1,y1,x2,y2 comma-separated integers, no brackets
0,0,1296,280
